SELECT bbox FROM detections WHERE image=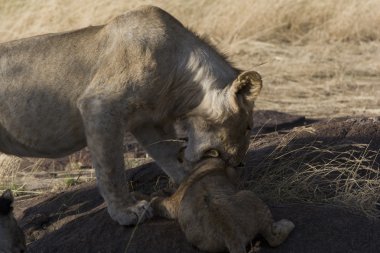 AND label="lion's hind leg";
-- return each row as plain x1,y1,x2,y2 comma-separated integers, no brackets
237,190,295,248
